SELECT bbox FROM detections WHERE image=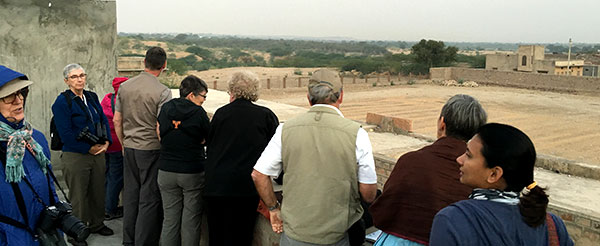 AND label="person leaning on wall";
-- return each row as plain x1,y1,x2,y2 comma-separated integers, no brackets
369,94,487,246
51,63,114,246
204,71,279,246
157,75,210,246
429,123,574,246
